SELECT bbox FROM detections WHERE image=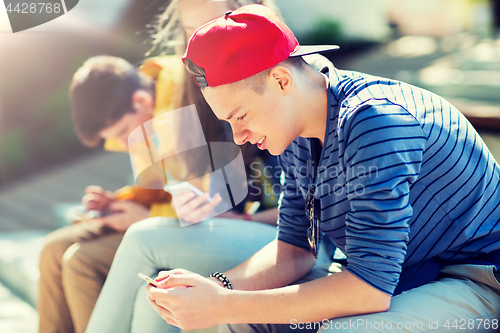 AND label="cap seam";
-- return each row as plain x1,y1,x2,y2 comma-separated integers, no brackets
224,17,242,85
